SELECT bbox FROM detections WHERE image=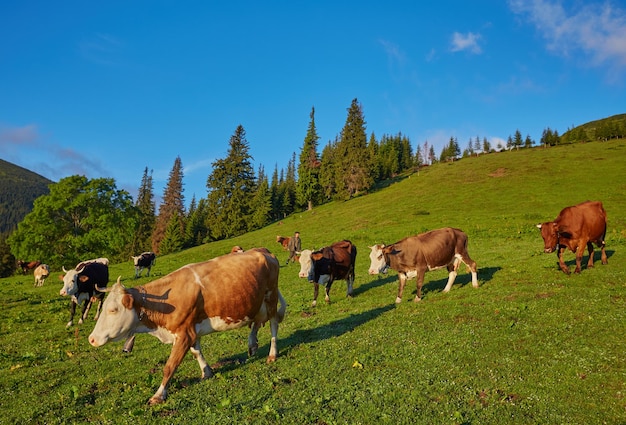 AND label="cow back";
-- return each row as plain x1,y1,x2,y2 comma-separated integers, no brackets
555,201,607,242
314,240,356,281
386,228,467,271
